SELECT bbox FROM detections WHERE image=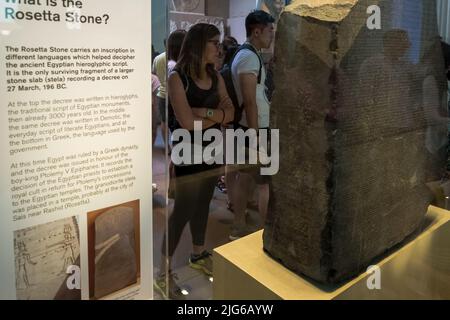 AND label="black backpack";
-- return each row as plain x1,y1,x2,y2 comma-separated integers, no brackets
220,44,262,126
